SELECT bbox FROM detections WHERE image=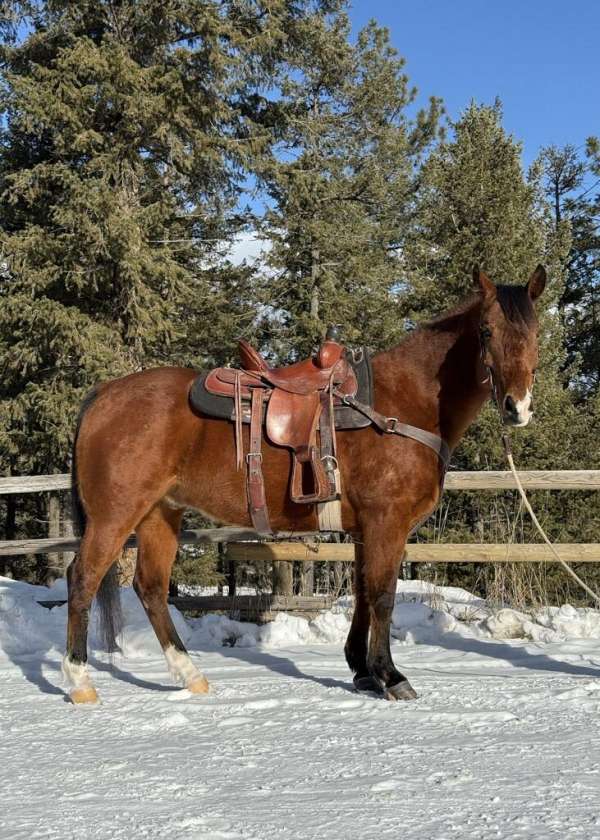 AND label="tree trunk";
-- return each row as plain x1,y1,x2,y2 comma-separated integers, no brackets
310,247,320,324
